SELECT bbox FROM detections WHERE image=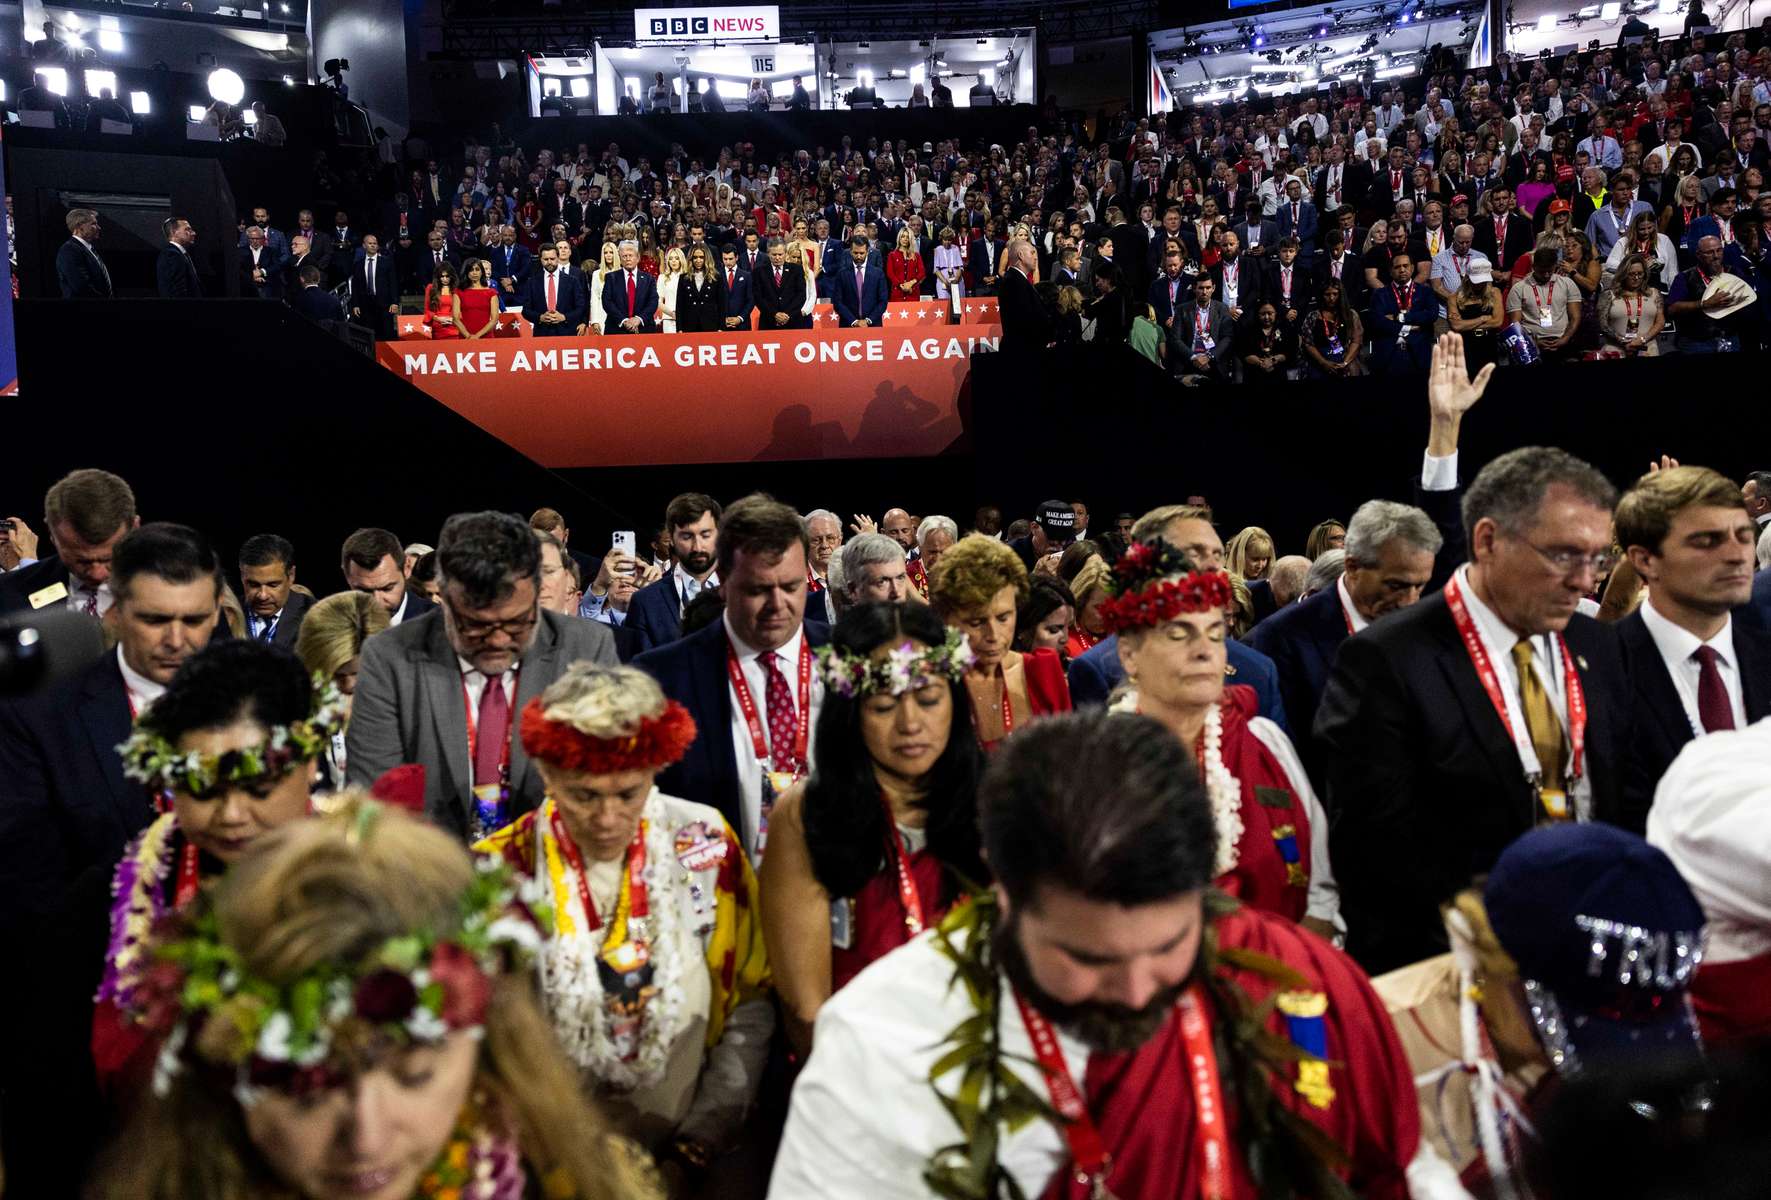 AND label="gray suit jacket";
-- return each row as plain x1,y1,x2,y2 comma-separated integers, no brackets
345,607,618,838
